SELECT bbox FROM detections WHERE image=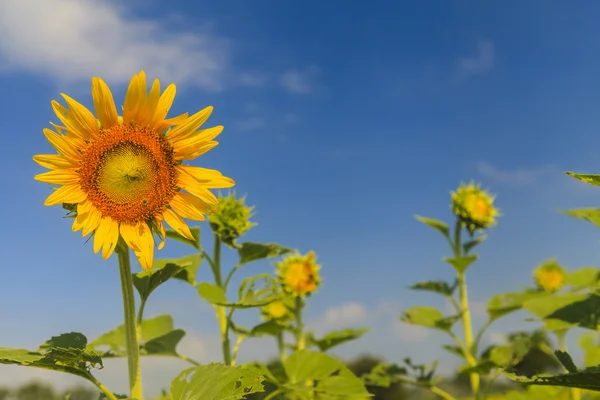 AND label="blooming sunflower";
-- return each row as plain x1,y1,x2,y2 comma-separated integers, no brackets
276,251,321,297
34,71,234,270
451,181,499,234
534,260,566,293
